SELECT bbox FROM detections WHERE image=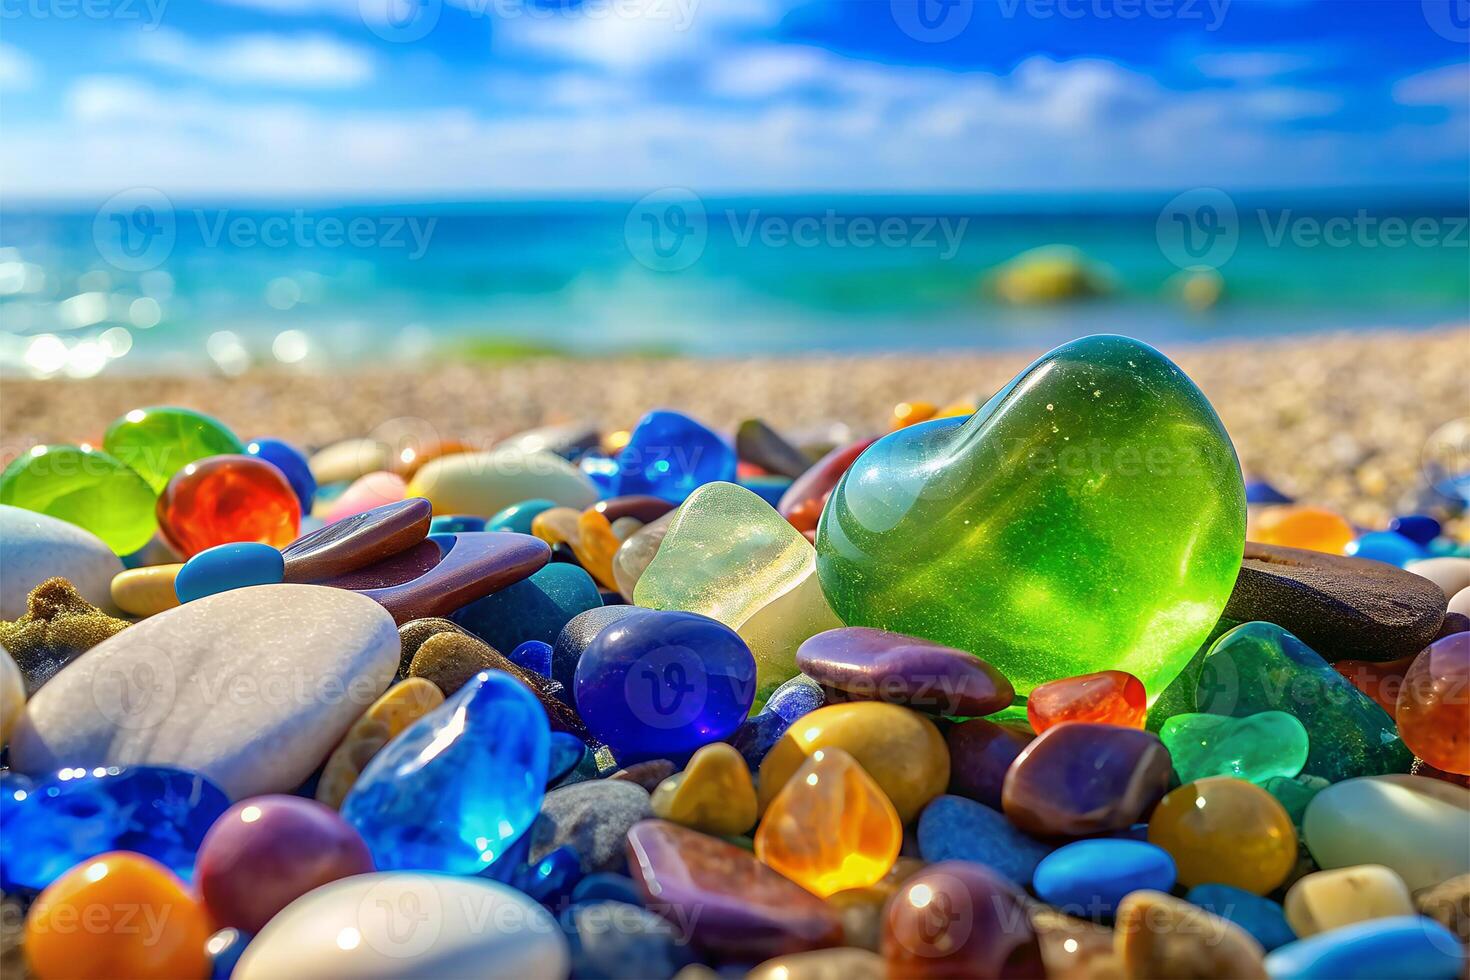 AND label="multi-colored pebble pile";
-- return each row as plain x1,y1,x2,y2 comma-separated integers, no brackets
1,333,1467,980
